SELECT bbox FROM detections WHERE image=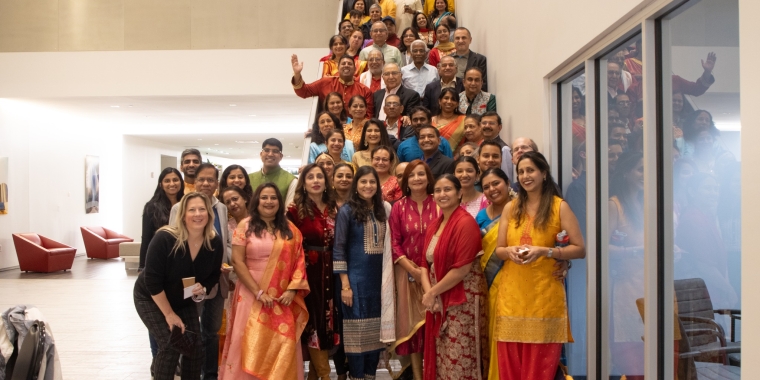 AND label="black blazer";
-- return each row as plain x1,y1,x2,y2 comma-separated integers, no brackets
422,78,464,116
466,50,489,92
373,86,421,119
